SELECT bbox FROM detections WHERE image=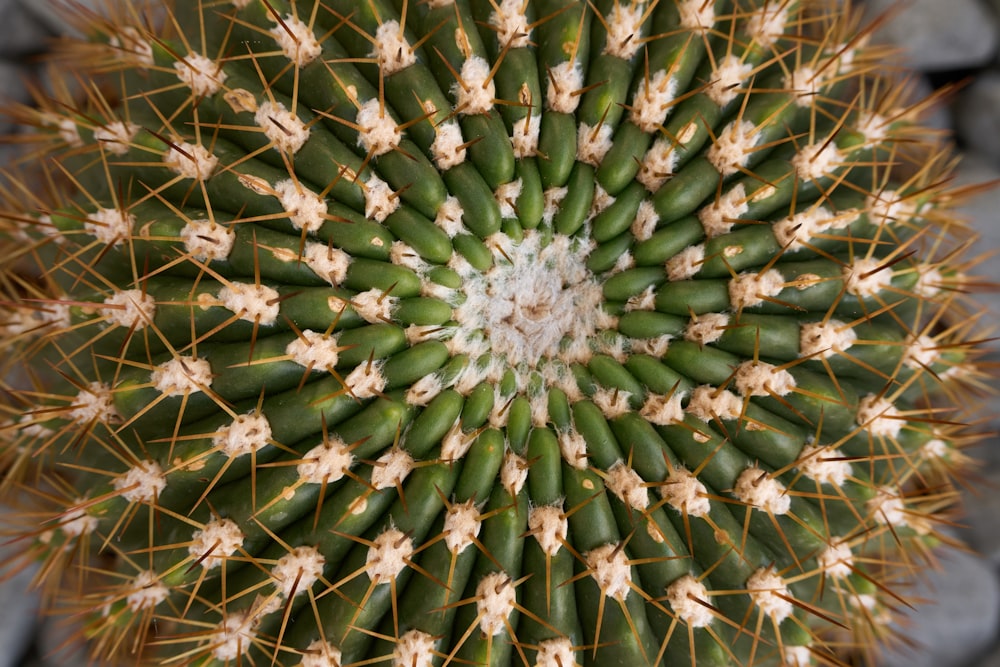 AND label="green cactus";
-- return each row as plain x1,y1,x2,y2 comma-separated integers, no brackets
0,0,990,665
